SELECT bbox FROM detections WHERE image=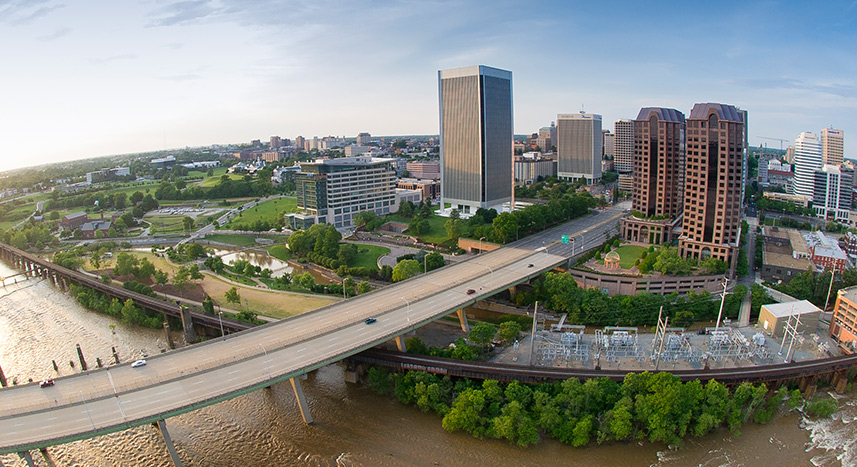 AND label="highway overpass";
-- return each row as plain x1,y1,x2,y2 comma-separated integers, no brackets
0,203,627,461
